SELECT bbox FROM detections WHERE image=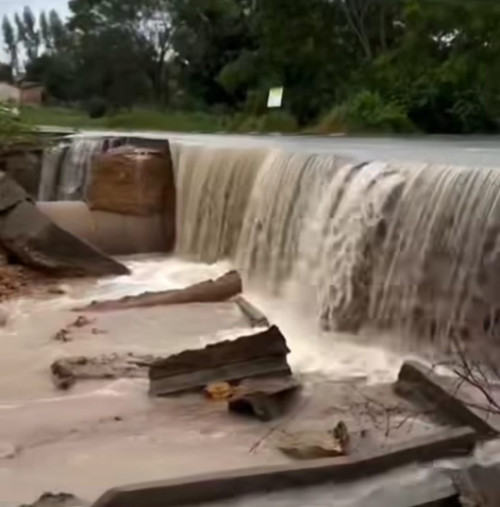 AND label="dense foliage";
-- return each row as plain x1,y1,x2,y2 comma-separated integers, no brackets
3,0,500,133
